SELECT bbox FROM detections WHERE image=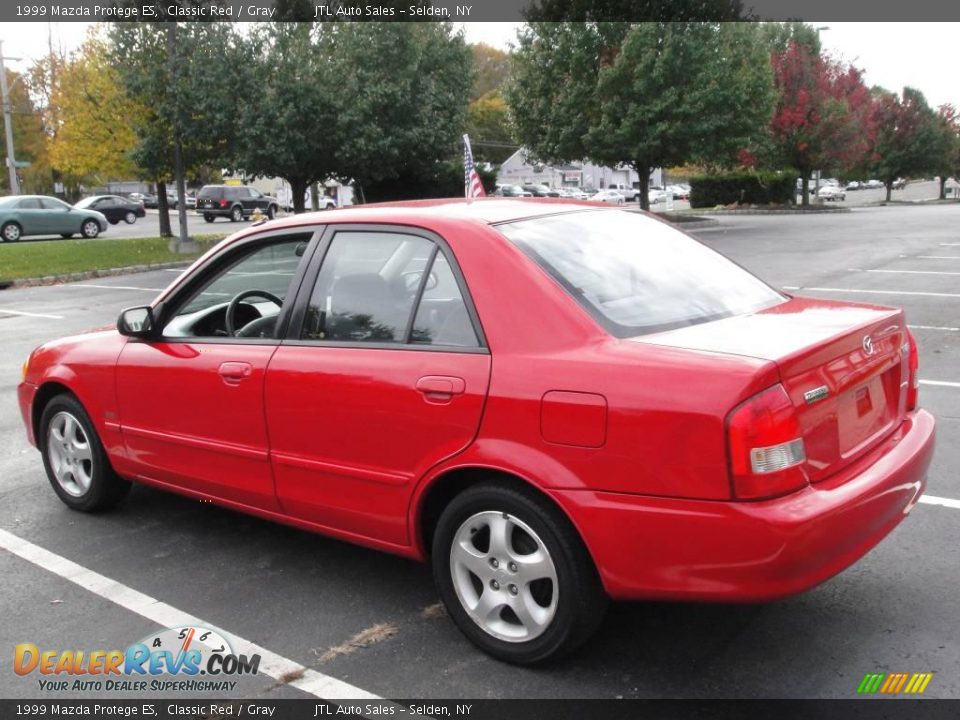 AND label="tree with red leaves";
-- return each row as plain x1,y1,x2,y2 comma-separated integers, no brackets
769,40,873,205
866,87,942,202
